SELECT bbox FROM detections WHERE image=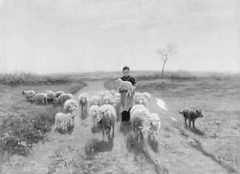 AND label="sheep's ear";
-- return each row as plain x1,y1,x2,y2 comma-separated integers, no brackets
196,110,199,113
